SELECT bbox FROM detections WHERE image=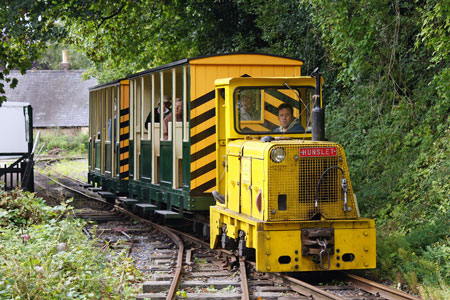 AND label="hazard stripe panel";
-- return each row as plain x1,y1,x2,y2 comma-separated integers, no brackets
191,90,215,110
191,143,215,163
191,126,215,145
191,107,215,128
192,178,216,194
191,161,216,181
119,82,130,180
190,90,216,195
